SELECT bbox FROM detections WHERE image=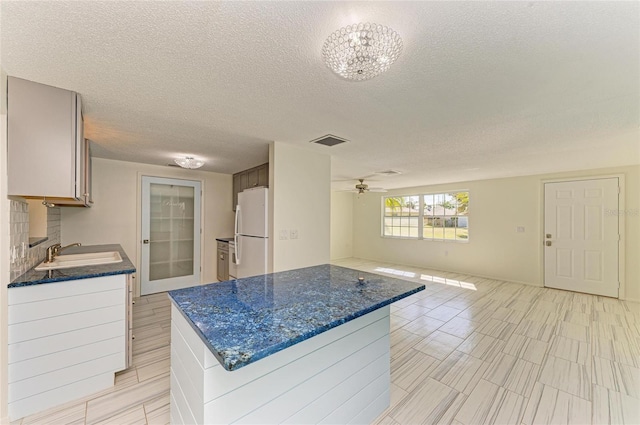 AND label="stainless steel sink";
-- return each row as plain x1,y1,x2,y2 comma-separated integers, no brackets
35,251,123,271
